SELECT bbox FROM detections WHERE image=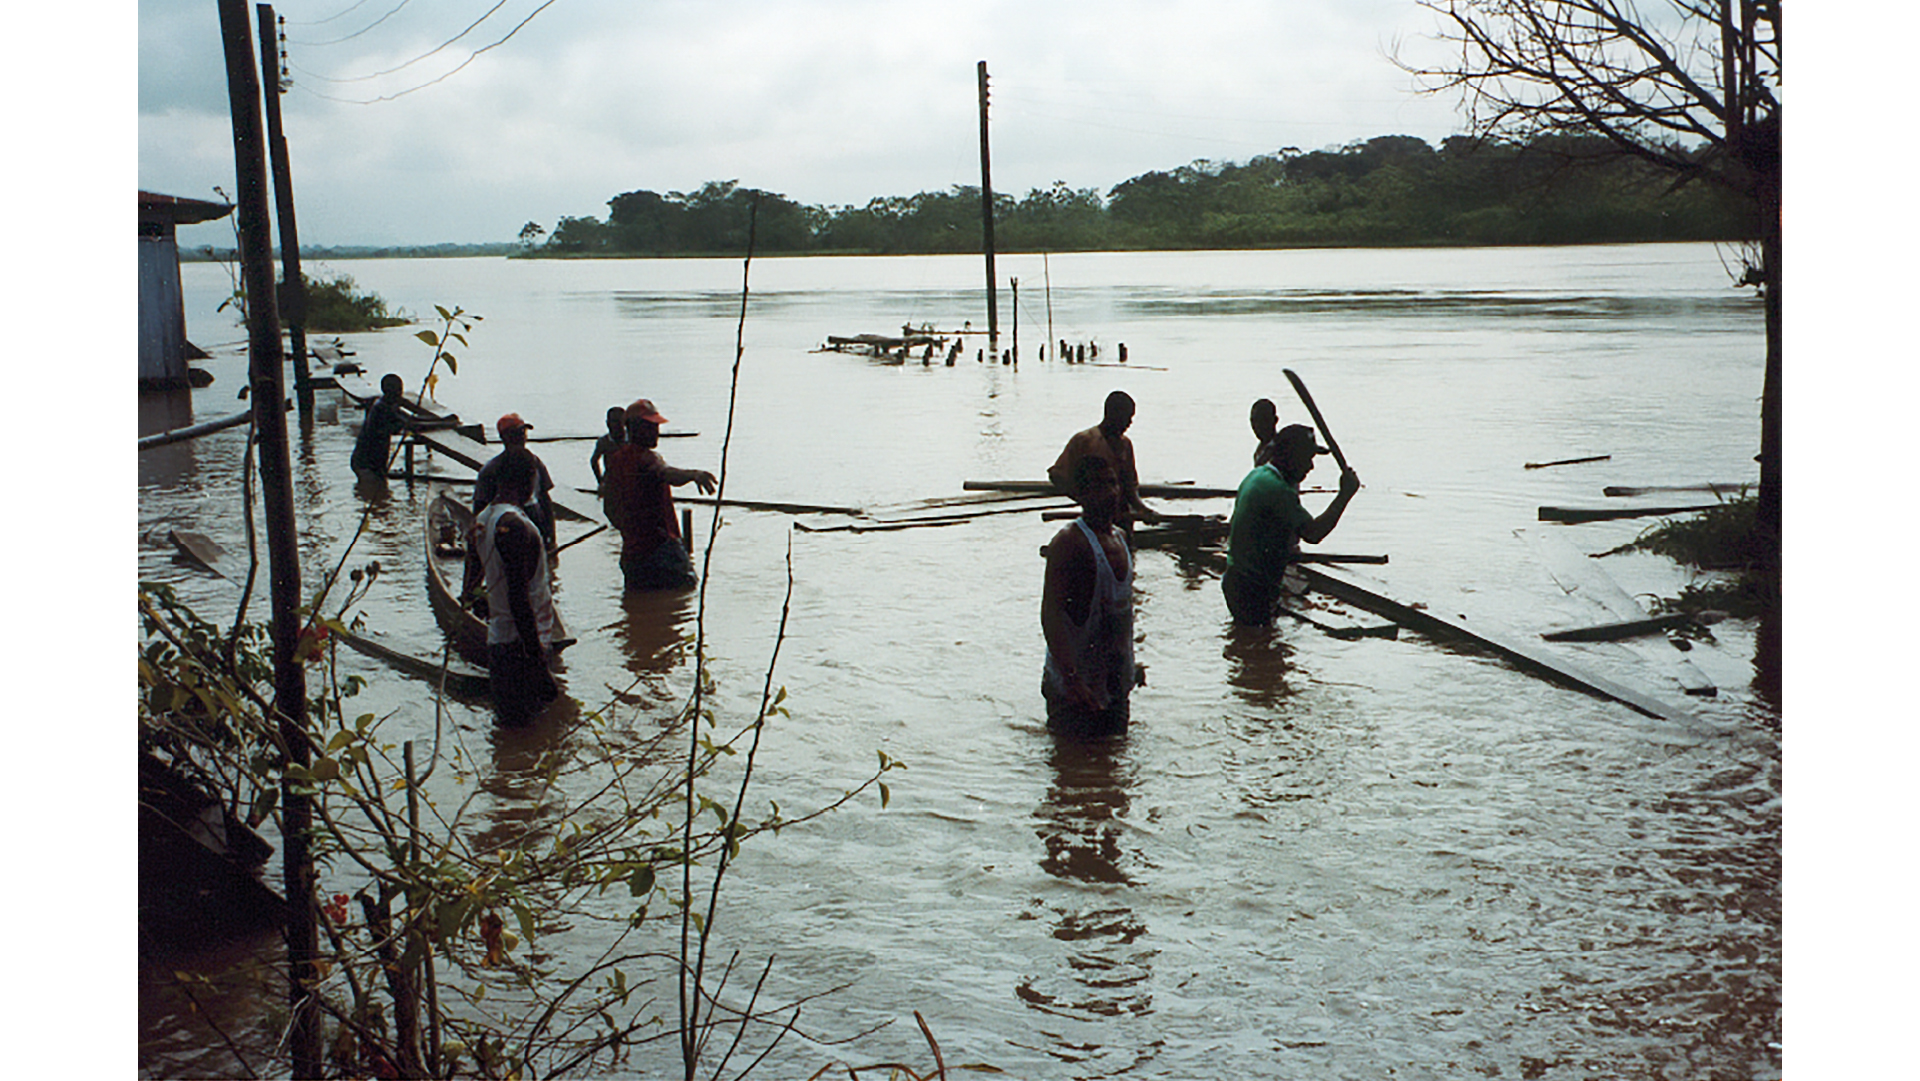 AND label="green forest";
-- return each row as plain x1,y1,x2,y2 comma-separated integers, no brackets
526,133,1753,257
